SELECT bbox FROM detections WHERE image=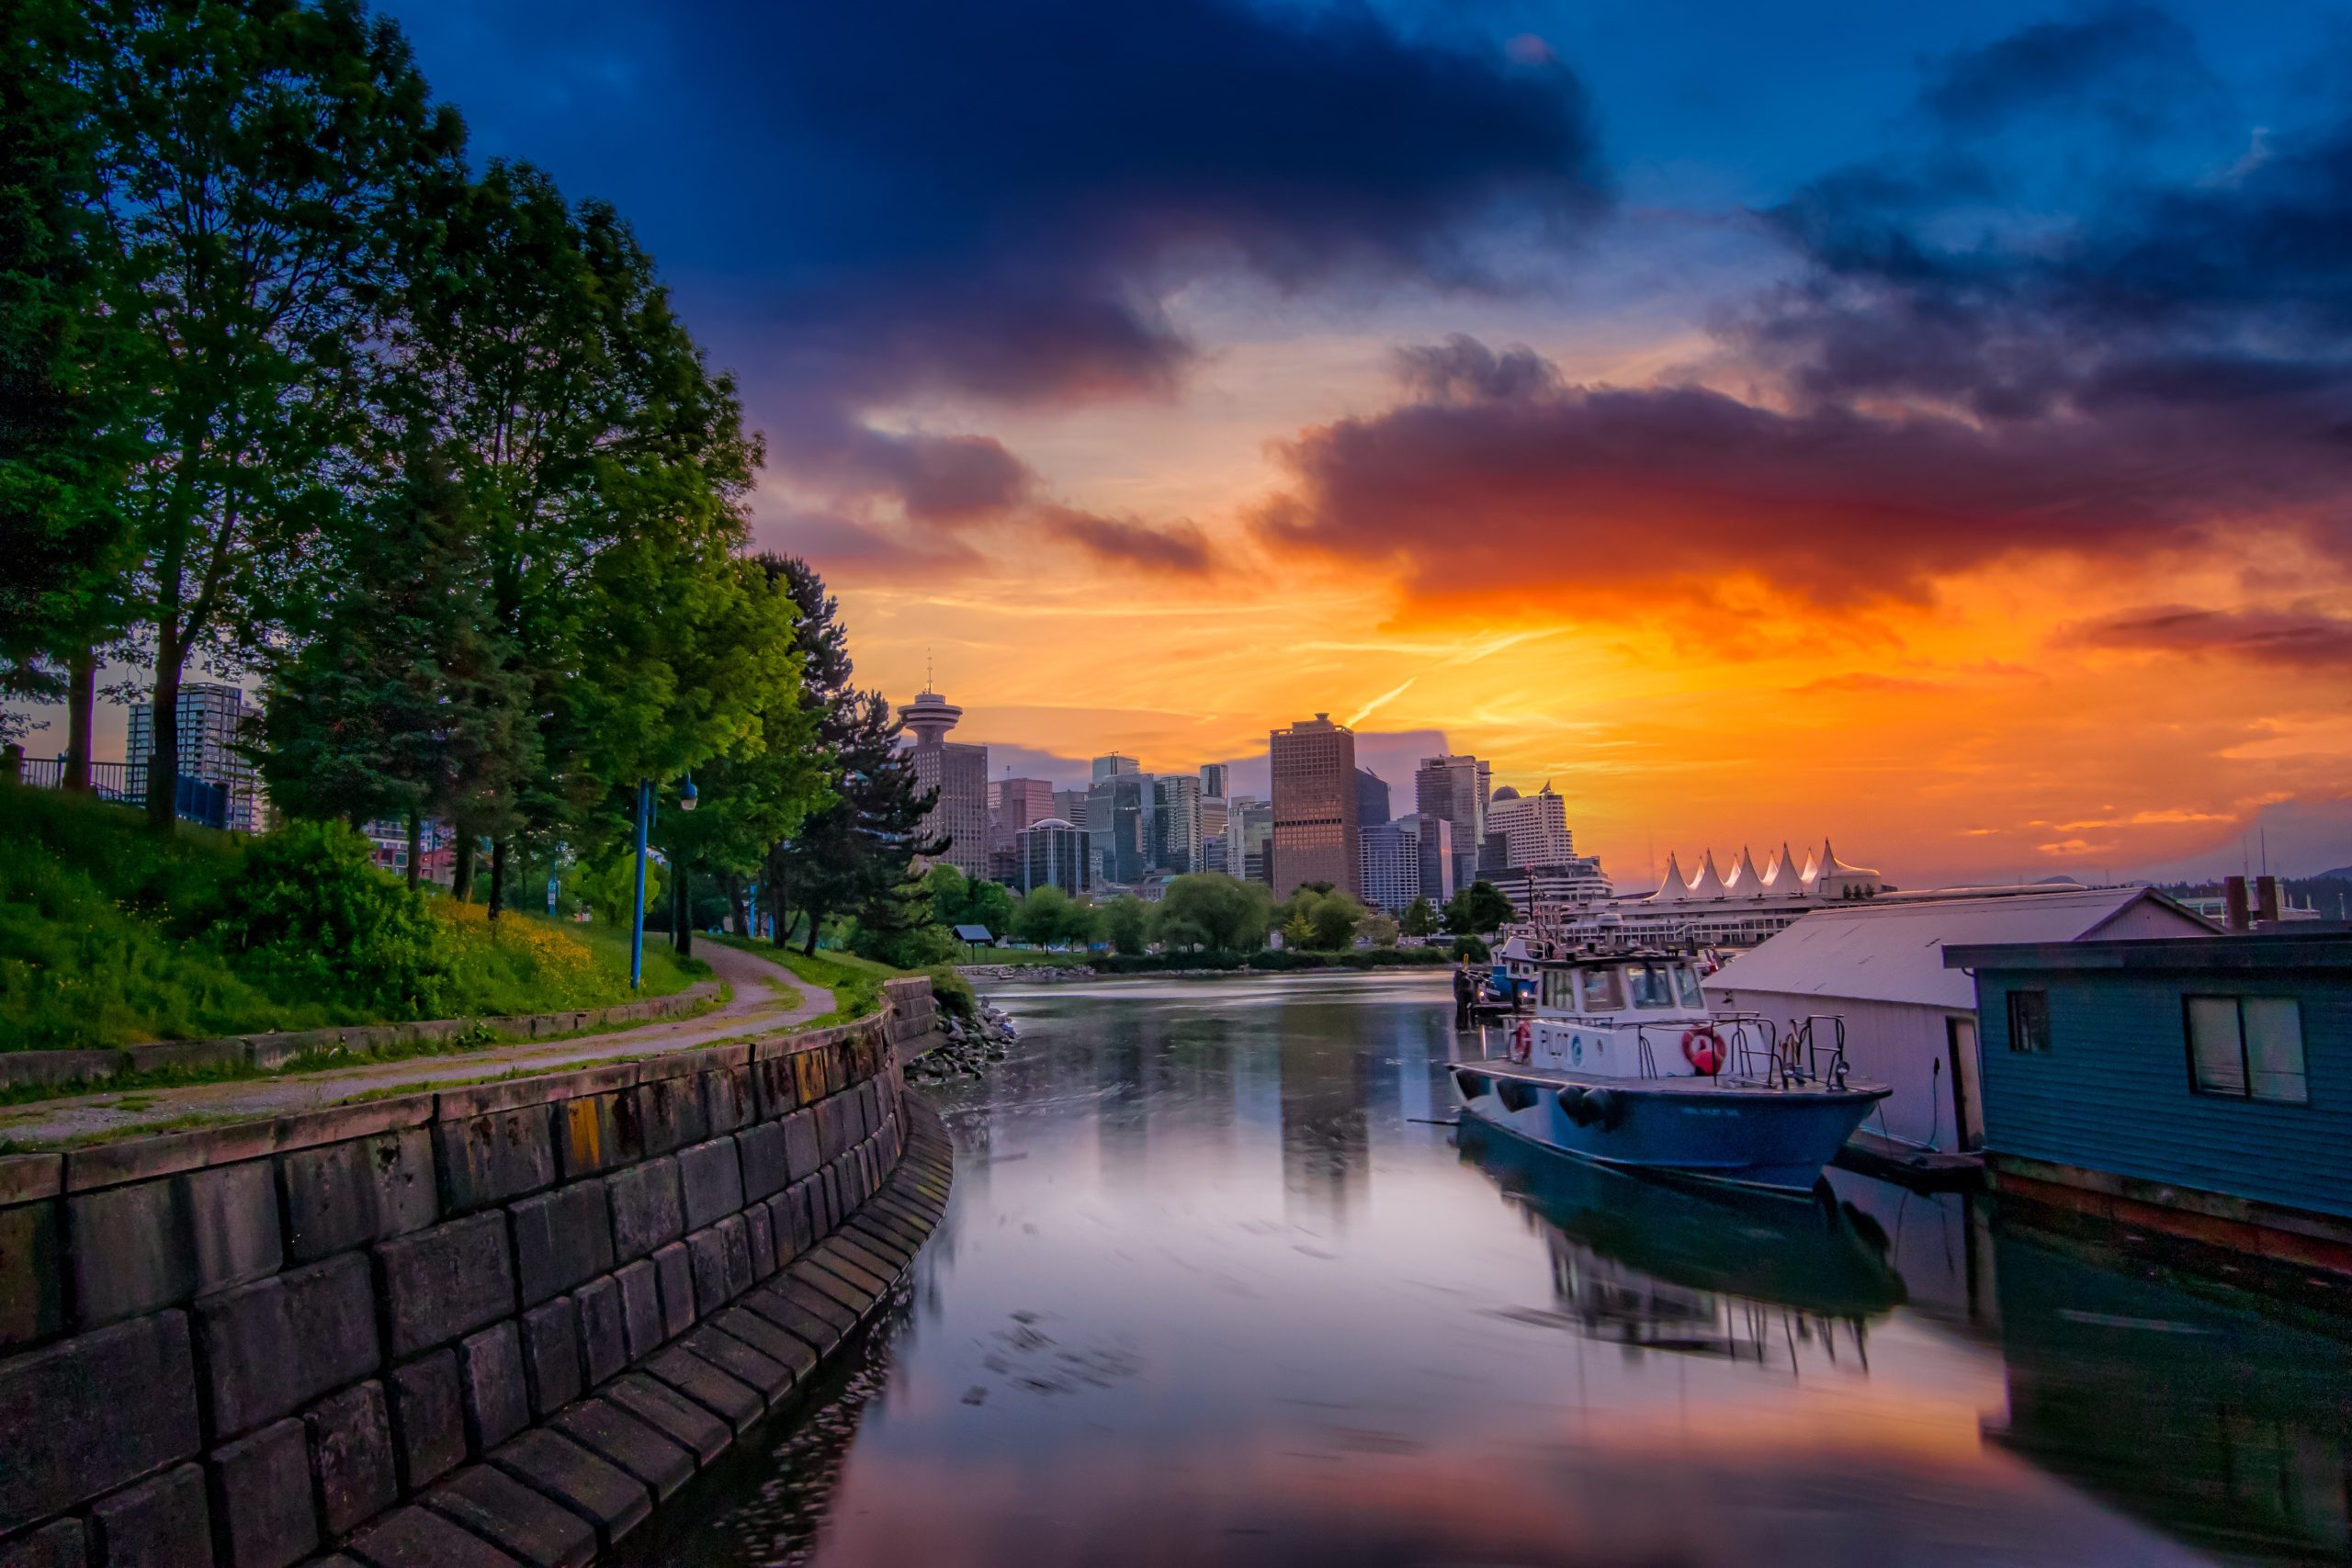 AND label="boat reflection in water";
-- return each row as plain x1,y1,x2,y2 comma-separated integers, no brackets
1456,1110,1905,1370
